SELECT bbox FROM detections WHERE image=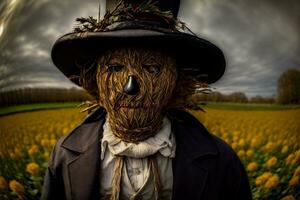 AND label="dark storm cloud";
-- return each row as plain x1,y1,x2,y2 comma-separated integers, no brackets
180,0,300,96
0,0,100,92
0,0,299,96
